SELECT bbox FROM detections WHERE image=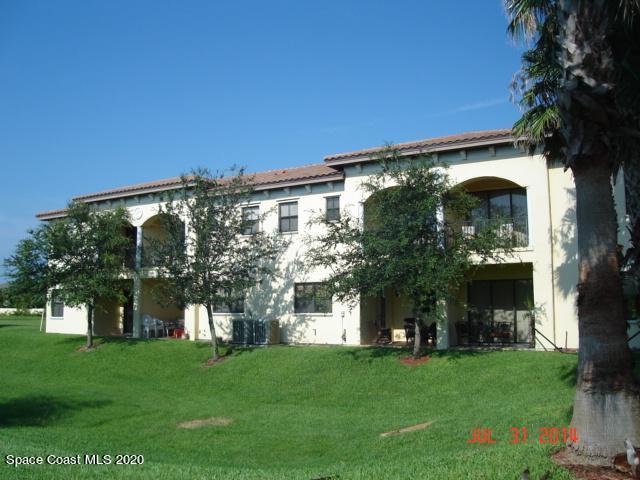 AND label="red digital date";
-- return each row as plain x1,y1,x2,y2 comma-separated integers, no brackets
466,426,578,445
